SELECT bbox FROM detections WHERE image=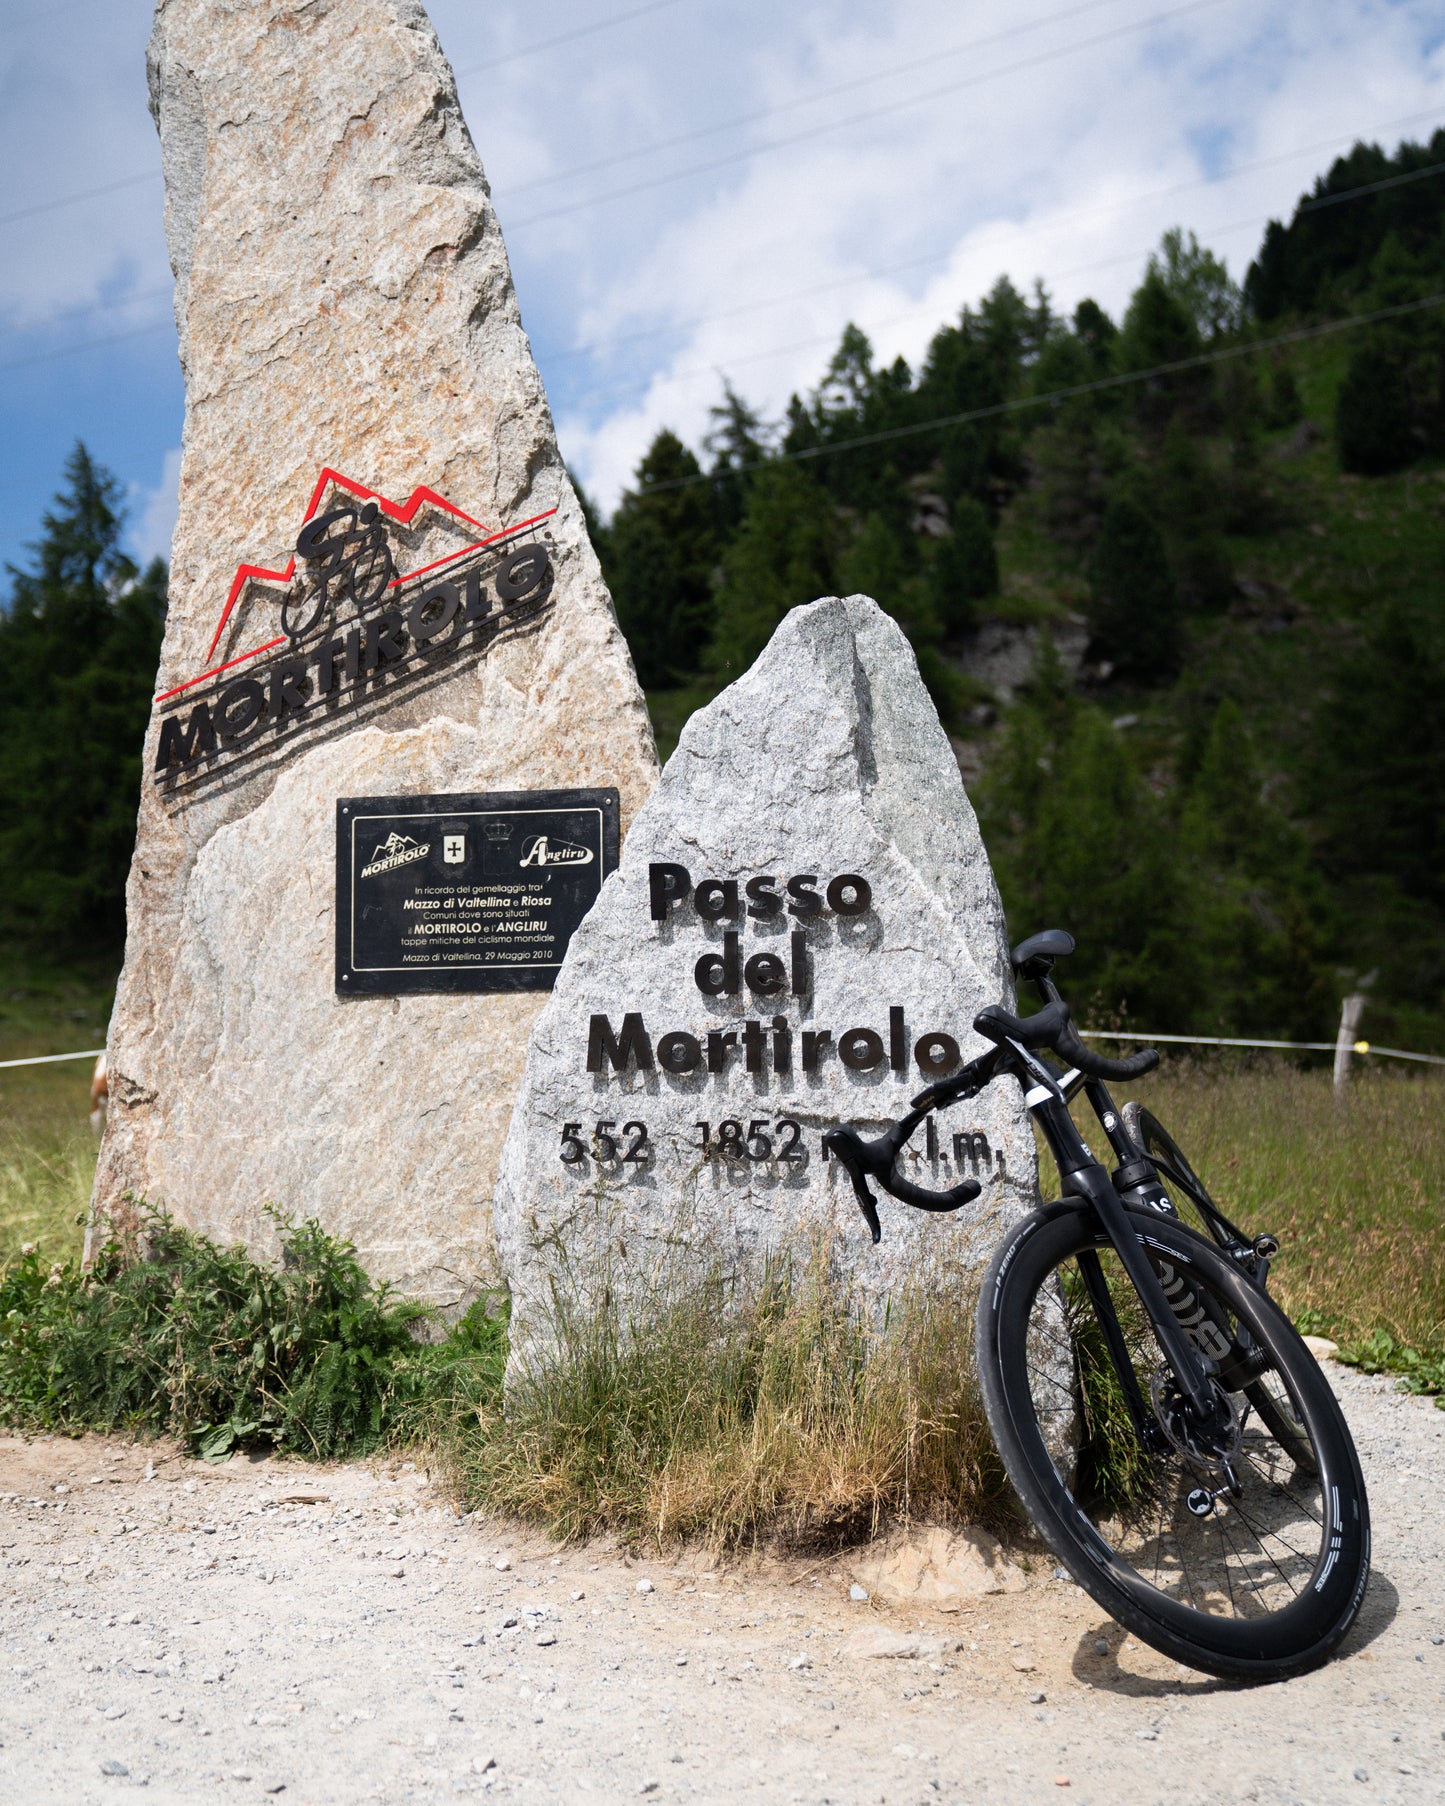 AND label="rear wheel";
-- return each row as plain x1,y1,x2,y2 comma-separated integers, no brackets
976,1201,1370,1680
